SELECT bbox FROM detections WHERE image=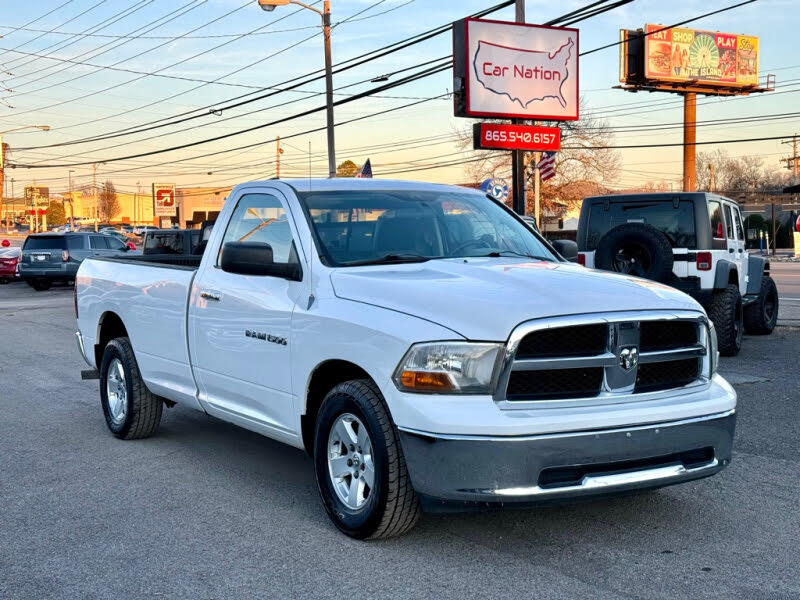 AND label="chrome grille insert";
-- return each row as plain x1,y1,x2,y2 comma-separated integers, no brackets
494,311,710,407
